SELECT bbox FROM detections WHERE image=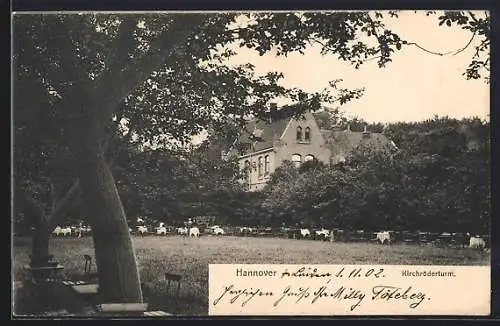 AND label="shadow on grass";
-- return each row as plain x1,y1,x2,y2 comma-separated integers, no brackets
141,279,206,315
13,275,206,317
13,280,95,317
